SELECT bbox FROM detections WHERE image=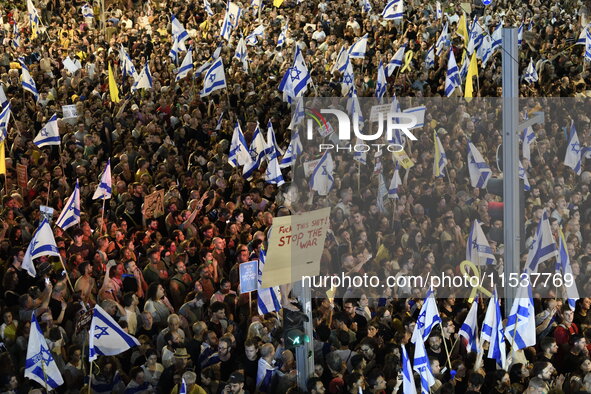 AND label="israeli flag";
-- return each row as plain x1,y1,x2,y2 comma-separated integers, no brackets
215,112,224,131
171,14,188,50
89,304,140,361
564,120,582,175
0,102,11,141
234,37,249,72
435,23,449,56
375,61,387,102
577,23,590,45
341,54,355,95
433,130,447,178
377,169,388,213
34,114,60,147
482,288,506,369
257,249,282,314
243,123,268,179
25,314,64,390
81,3,94,18
519,161,531,191
92,159,112,200
413,328,435,394
12,24,21,49
131,62,153,92
459,298,480,353
56,179,81,230
467,141,491,188
401,346,417,394
388,96,405,147
478,34,493,67
331,46,349,74
278,46,311,102
168,36,181,63
310,151,334,196
21,218,61,277
556,228,580,310
504,283,535,350
204,0,214,16
467,17,484,55
388,163,402,199
522,124,536,161
444,50,460,97
352,137,367,165
229,121,252,168
265,154,284,186
585,29,591,62
246,25,265,46
491,22,503,53
525,210,558,274
411,287,441,344
277,20,288,47
362,0,372,13
221,2,242,41
266,120,283,160
435,1,442,19
425,45,435,69
200,58,227,97
287,97,305,130
523,58,538,84
517,23,523,46
119,45,138,80
387,44,406,76
279,130,303,169
348,34,368,59
466,220,496,266
382,0,403,20
19,59,39,101
175,47,194,81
